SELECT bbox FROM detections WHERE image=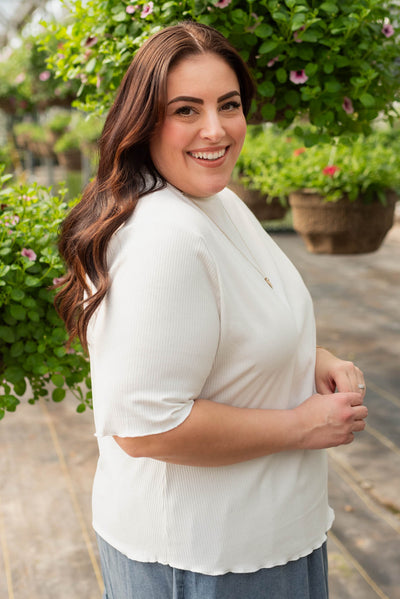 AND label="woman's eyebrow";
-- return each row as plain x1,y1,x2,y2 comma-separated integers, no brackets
167,90,241,105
